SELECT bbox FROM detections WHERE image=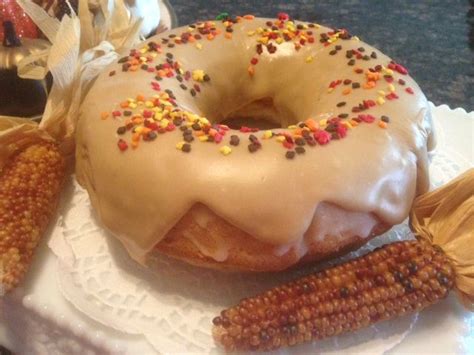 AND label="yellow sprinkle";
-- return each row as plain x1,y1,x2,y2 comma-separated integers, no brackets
305,55,314,63
154,112,162,120
139,48,147,54
384,68,394,75
200,117,210,125
176,142,185,150
288,125,297,129
377,90,386,96
192,69,205,82
352,36,360,41
219,145,232,156
388,84,396,92
258,37,269,44
327,88,334,93
150,53,157,58
195,43,203,50
160,119,169,128
256,27,264,34
129,103,137,109
145,101,154,108
263,130,273,139
247,30,256,36
319,119,328,126
276,37,284,44
377,97,386,105
199,135,208,142
276,136,286,143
